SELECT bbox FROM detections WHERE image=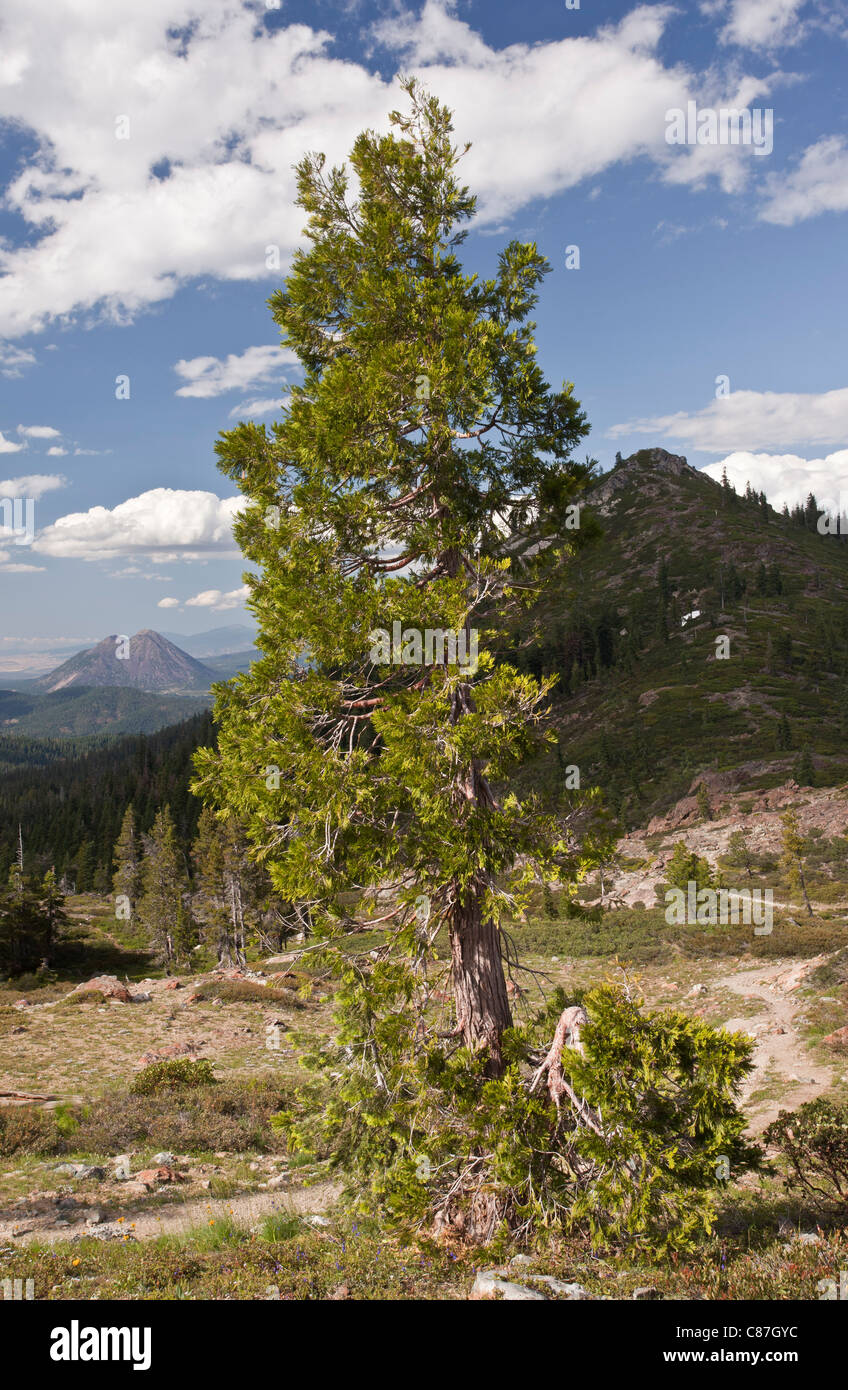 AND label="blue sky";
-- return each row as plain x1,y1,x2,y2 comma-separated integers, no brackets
0,0,846,667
